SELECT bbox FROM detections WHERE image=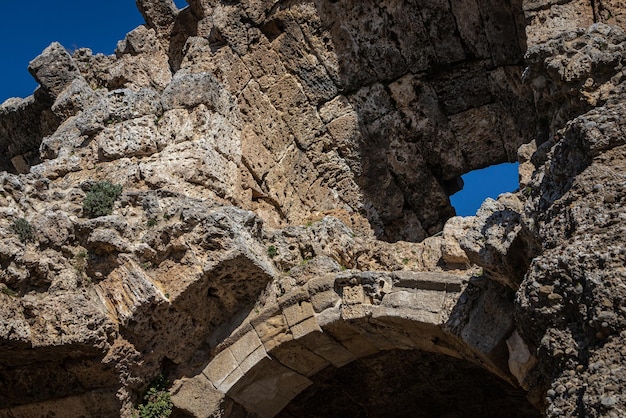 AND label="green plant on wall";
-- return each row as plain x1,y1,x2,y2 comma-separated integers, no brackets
11,218,34,243
83,181,123,218
267,245,278,258
133,374,172,418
